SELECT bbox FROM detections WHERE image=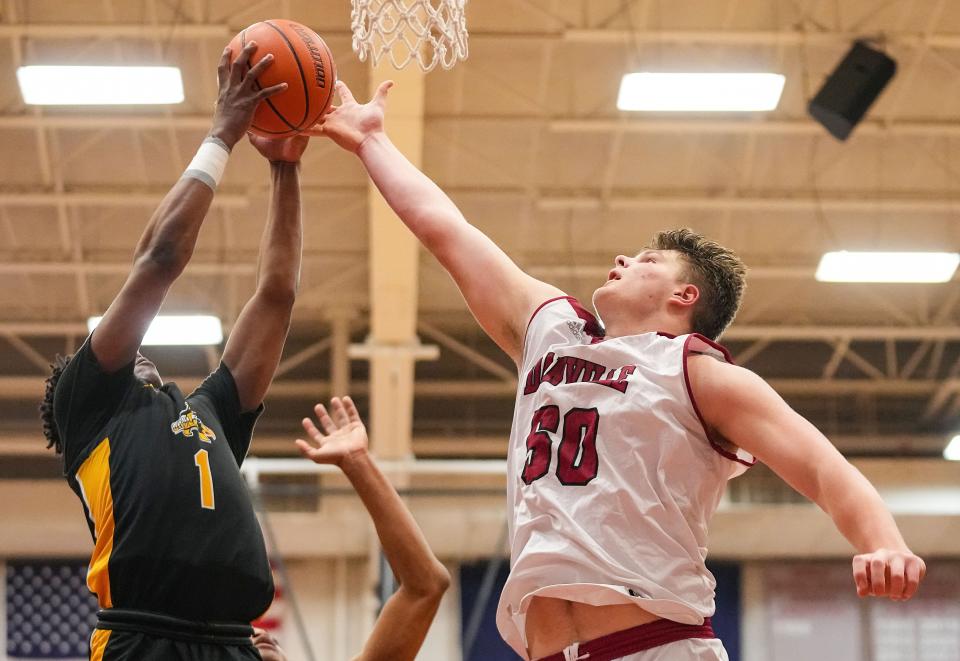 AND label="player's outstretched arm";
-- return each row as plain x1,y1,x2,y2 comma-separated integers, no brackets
91,42,286,373
220,134,309,412
687,355,926,601
311,81,562,363
295,397,450,661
